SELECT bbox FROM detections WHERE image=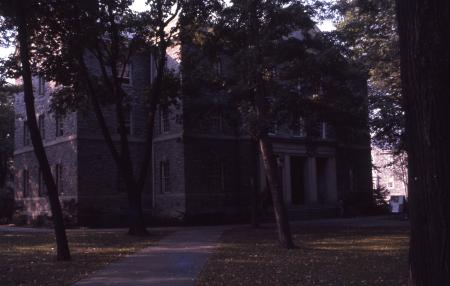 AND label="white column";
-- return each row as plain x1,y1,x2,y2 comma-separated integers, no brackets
305,157,318,204
325,157,338,203
283,154,292,205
